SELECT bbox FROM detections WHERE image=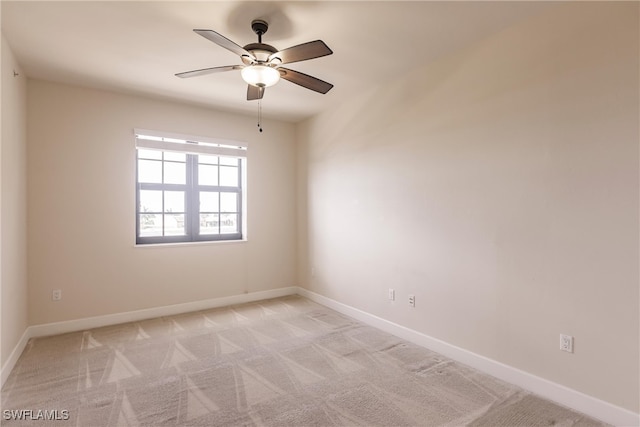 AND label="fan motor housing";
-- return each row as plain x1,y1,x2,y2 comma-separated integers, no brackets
242,43,278,64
